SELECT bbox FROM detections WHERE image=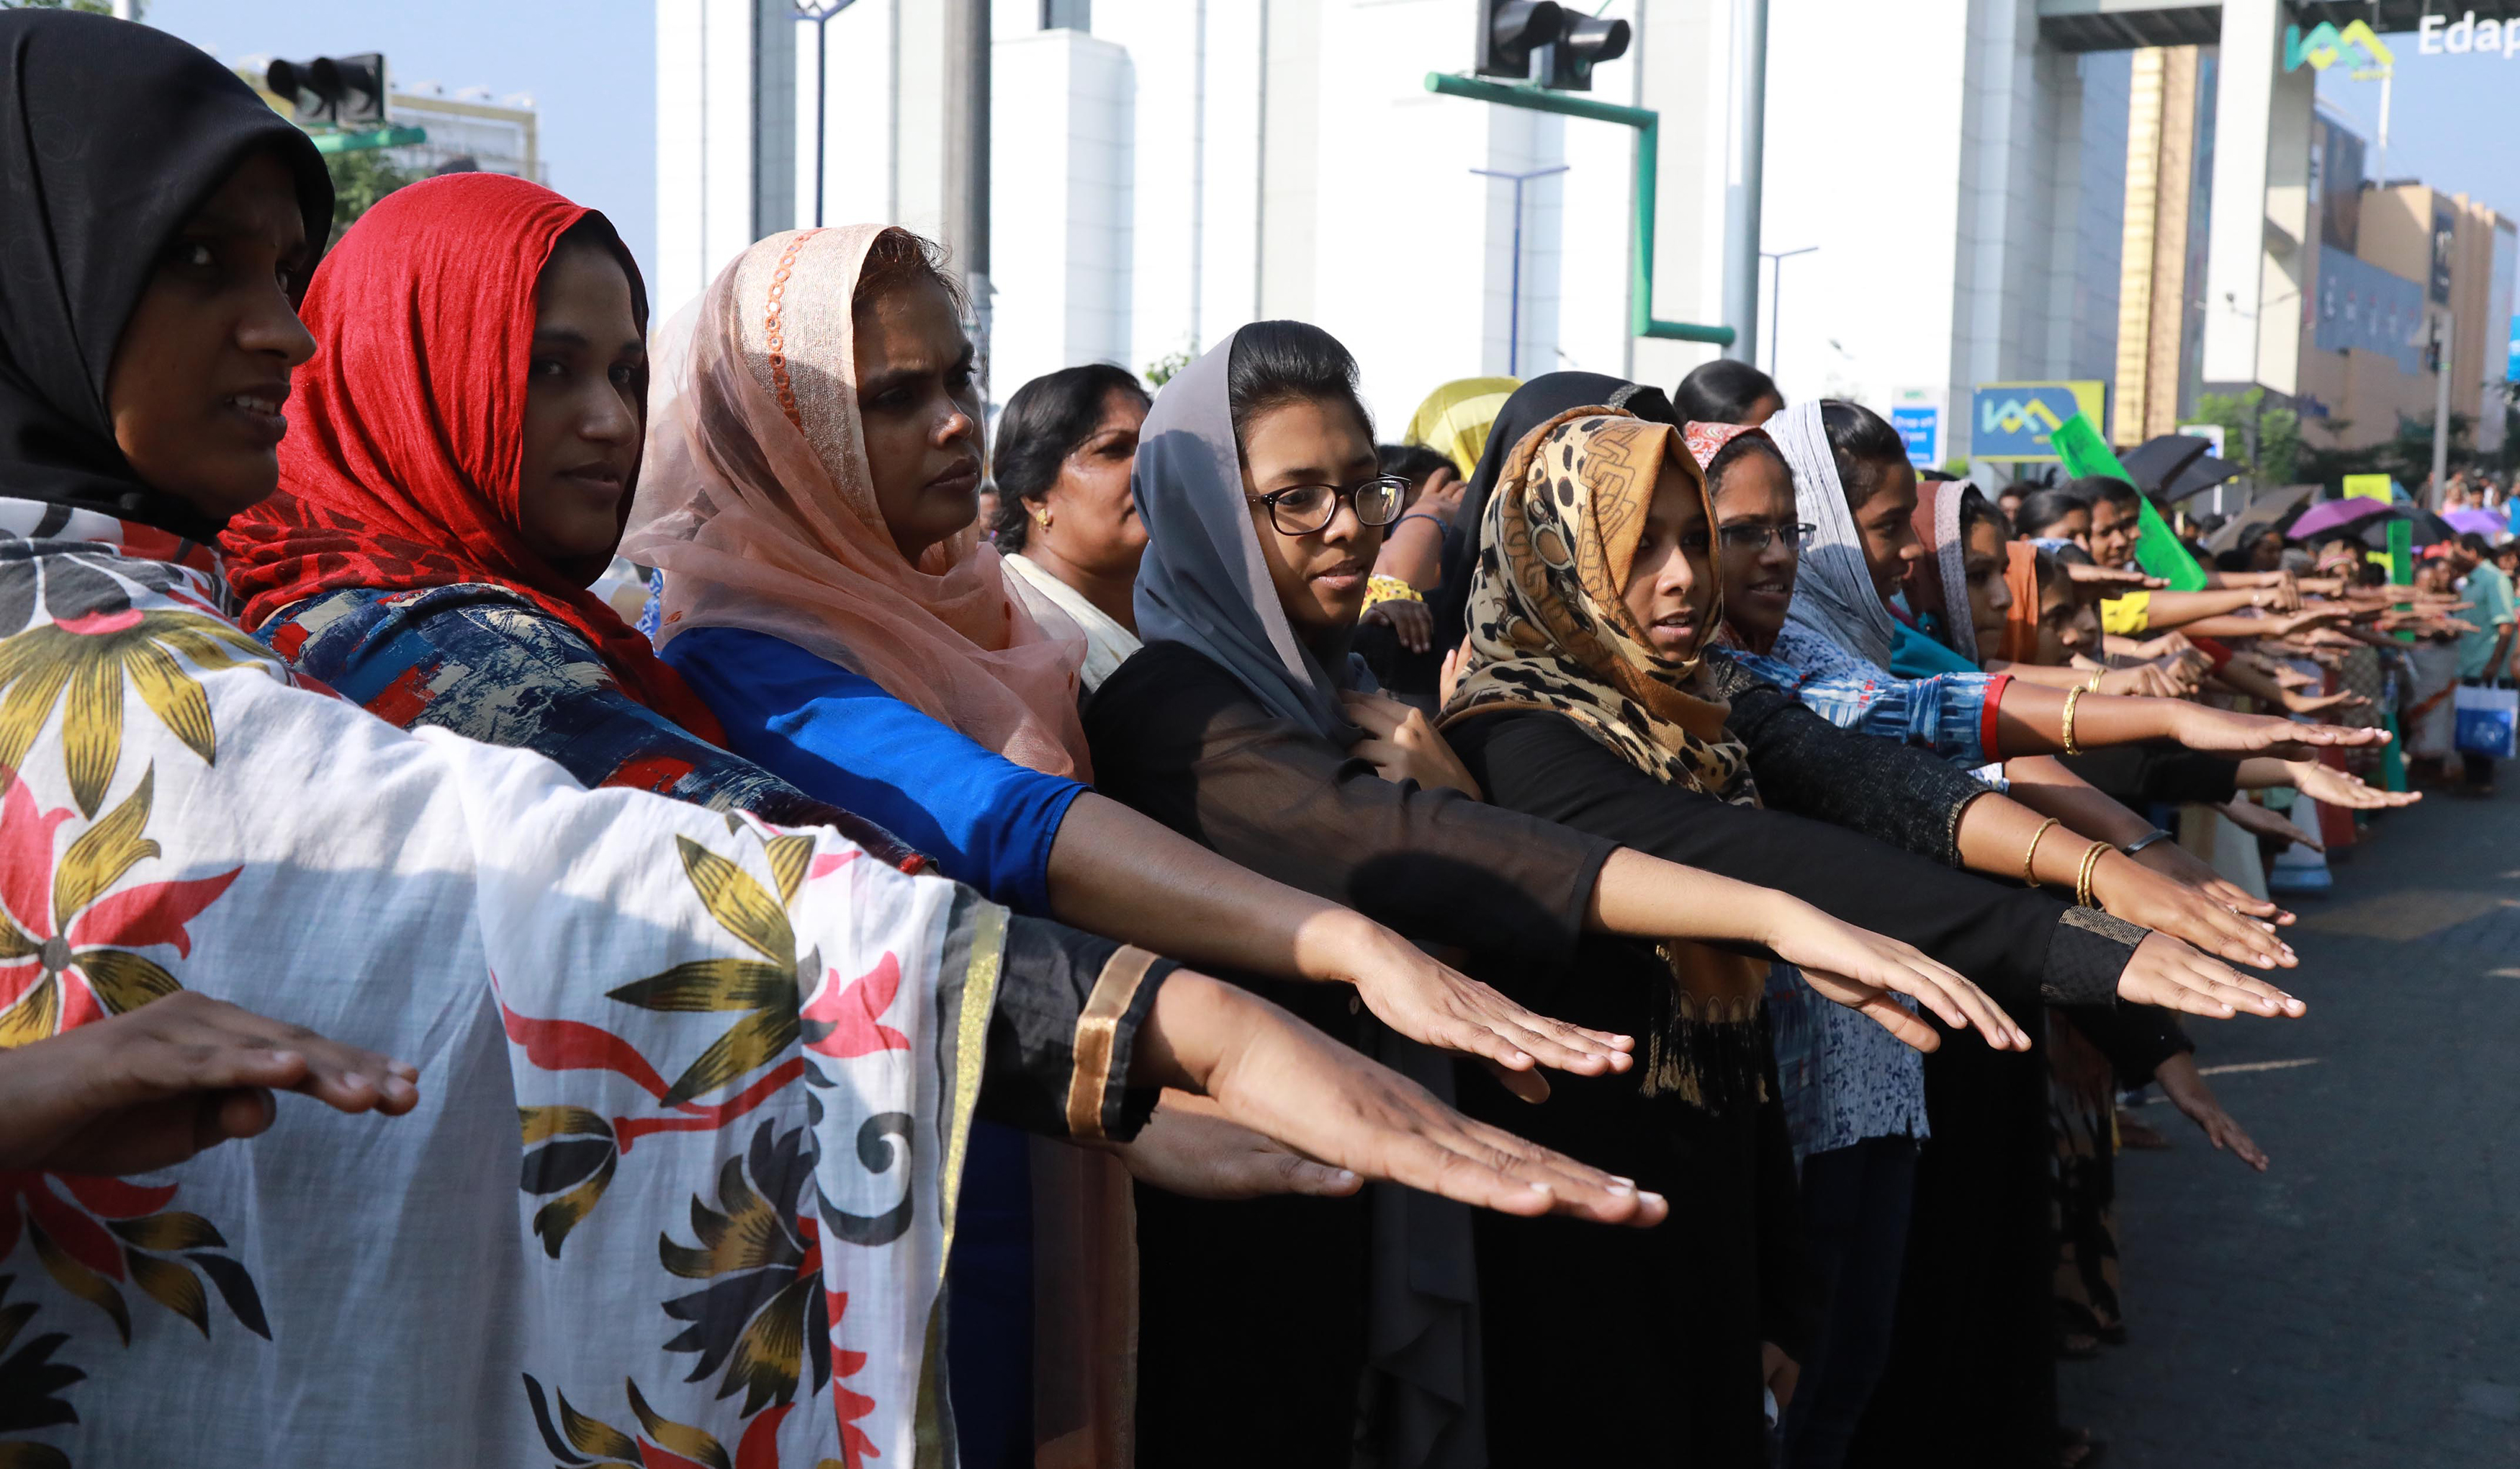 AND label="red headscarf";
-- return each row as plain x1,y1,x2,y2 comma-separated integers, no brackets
221,172,724,740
